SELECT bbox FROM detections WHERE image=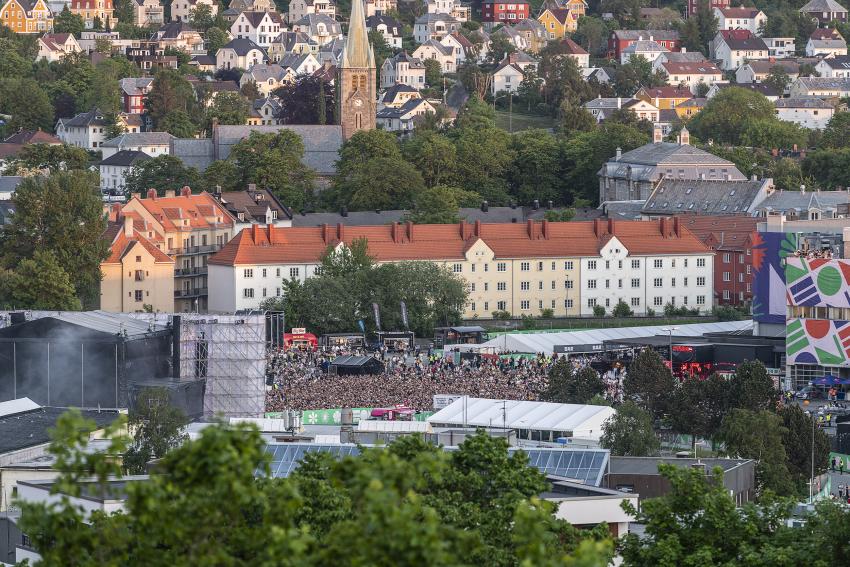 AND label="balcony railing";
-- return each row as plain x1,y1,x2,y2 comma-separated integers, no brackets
174,287,208,298
168,244,220,256
174,266,208,276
